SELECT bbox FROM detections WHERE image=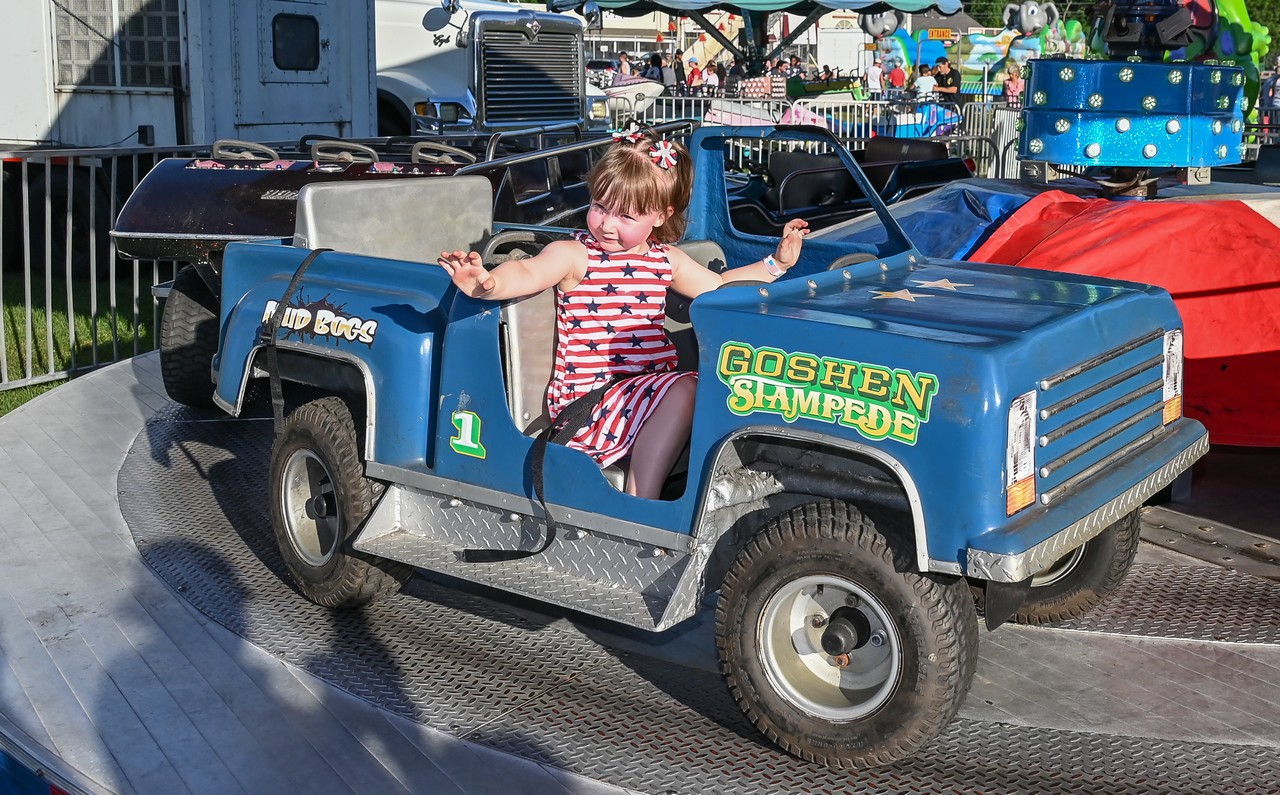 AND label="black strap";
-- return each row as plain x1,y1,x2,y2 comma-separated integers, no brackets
457,379,617,563
259,247,332,434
